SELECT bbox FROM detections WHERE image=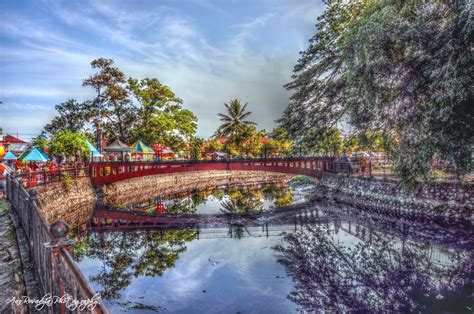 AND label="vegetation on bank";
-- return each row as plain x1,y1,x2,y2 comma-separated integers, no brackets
279,0,473,187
